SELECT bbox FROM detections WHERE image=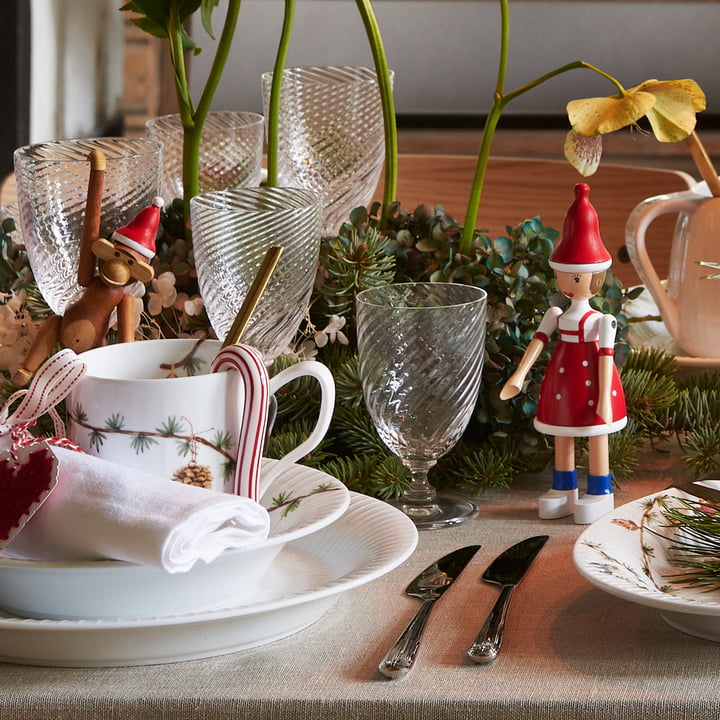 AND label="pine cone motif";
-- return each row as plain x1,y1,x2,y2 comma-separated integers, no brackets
172,461,213,489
